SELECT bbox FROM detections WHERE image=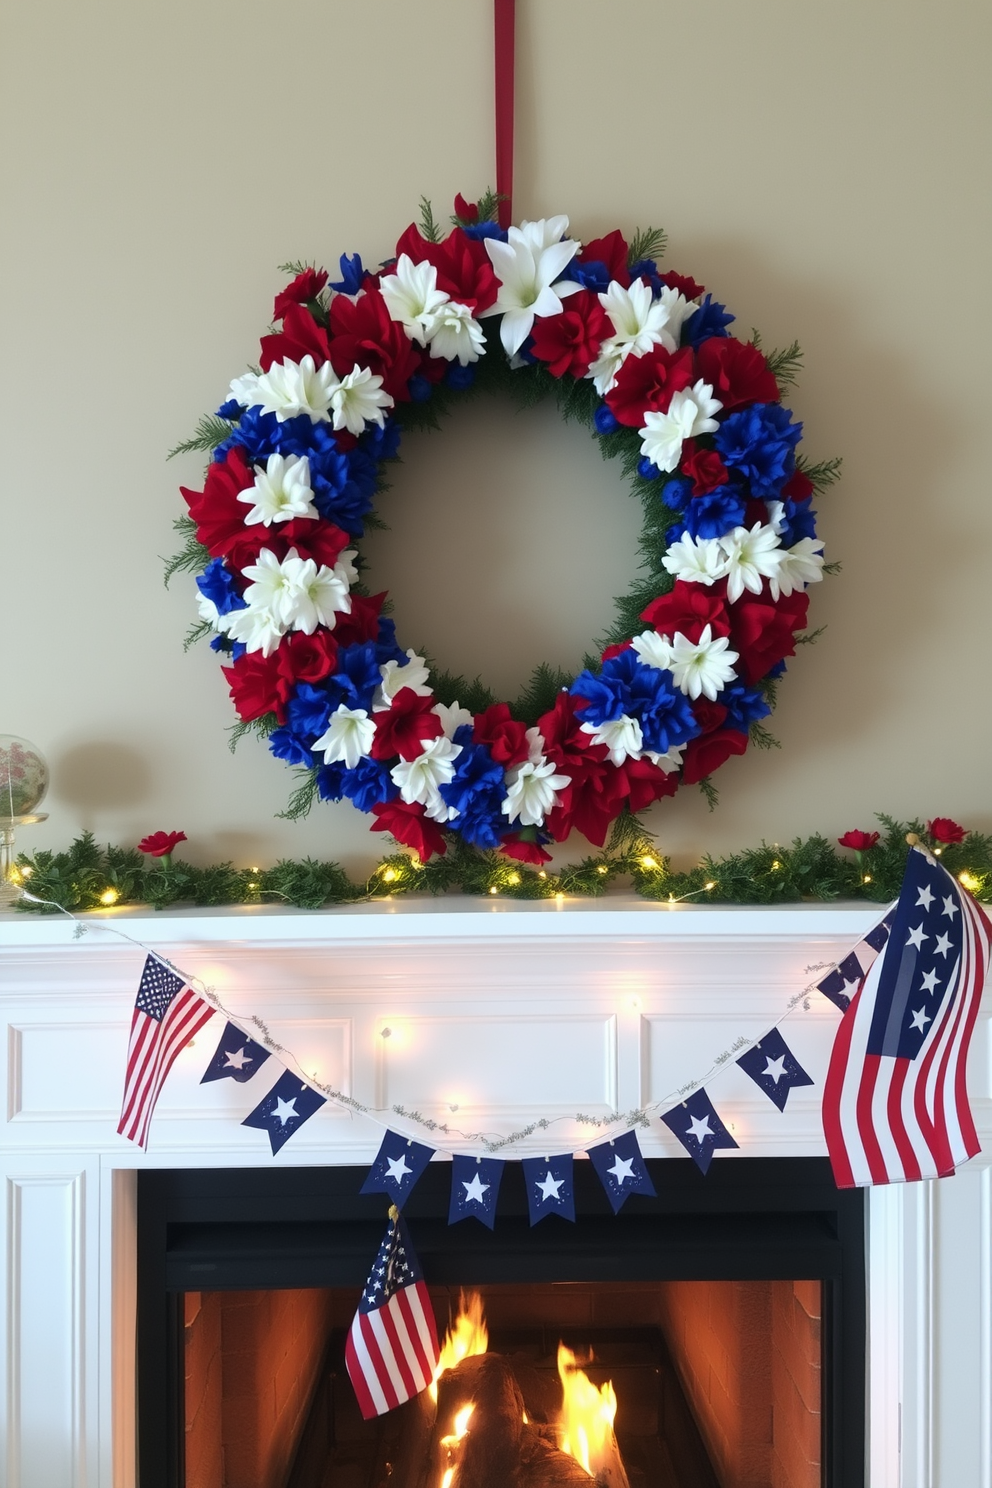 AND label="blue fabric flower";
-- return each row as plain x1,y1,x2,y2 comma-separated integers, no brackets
718,683,771,733
682,486,748,540
438,741,507,848
446,363,476,391
338,757,397,812
360,417,402,461
268,727,315,769
408,374,433,402
766,660,788,680
214,407,314,465
196,558,245,615
262,422,377,535
661,476,692,512
594,403,620,435
775,496,818,547
628,258,663,295
316,763,347,801
570,650,700,756
638,456,662,481
286,682,332,741
462,221,507,243
569,259,611,293
216,398,244,420
374,616,407,668
683,294,735,348
328,253,366,294
715,403,803,498
328,643,380,712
